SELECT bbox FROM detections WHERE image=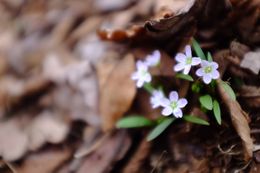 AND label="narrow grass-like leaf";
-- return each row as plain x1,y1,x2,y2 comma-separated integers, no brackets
220,80,236,100
147,117,175,141
116,115,154,128
207,52,213,62
183,115,210,126
192,38,206,60
199,94,213,110
213,100,221,125
176,73,194,81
